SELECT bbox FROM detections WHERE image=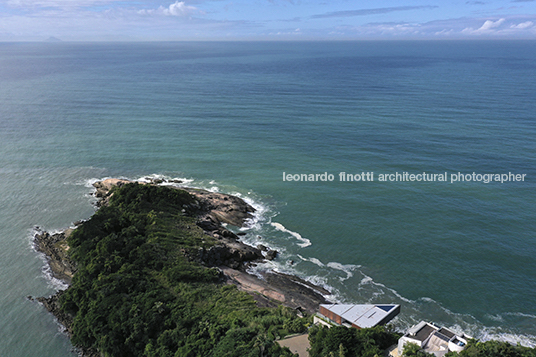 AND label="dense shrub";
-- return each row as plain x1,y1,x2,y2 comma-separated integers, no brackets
402,342,434,357
308,325,399,357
